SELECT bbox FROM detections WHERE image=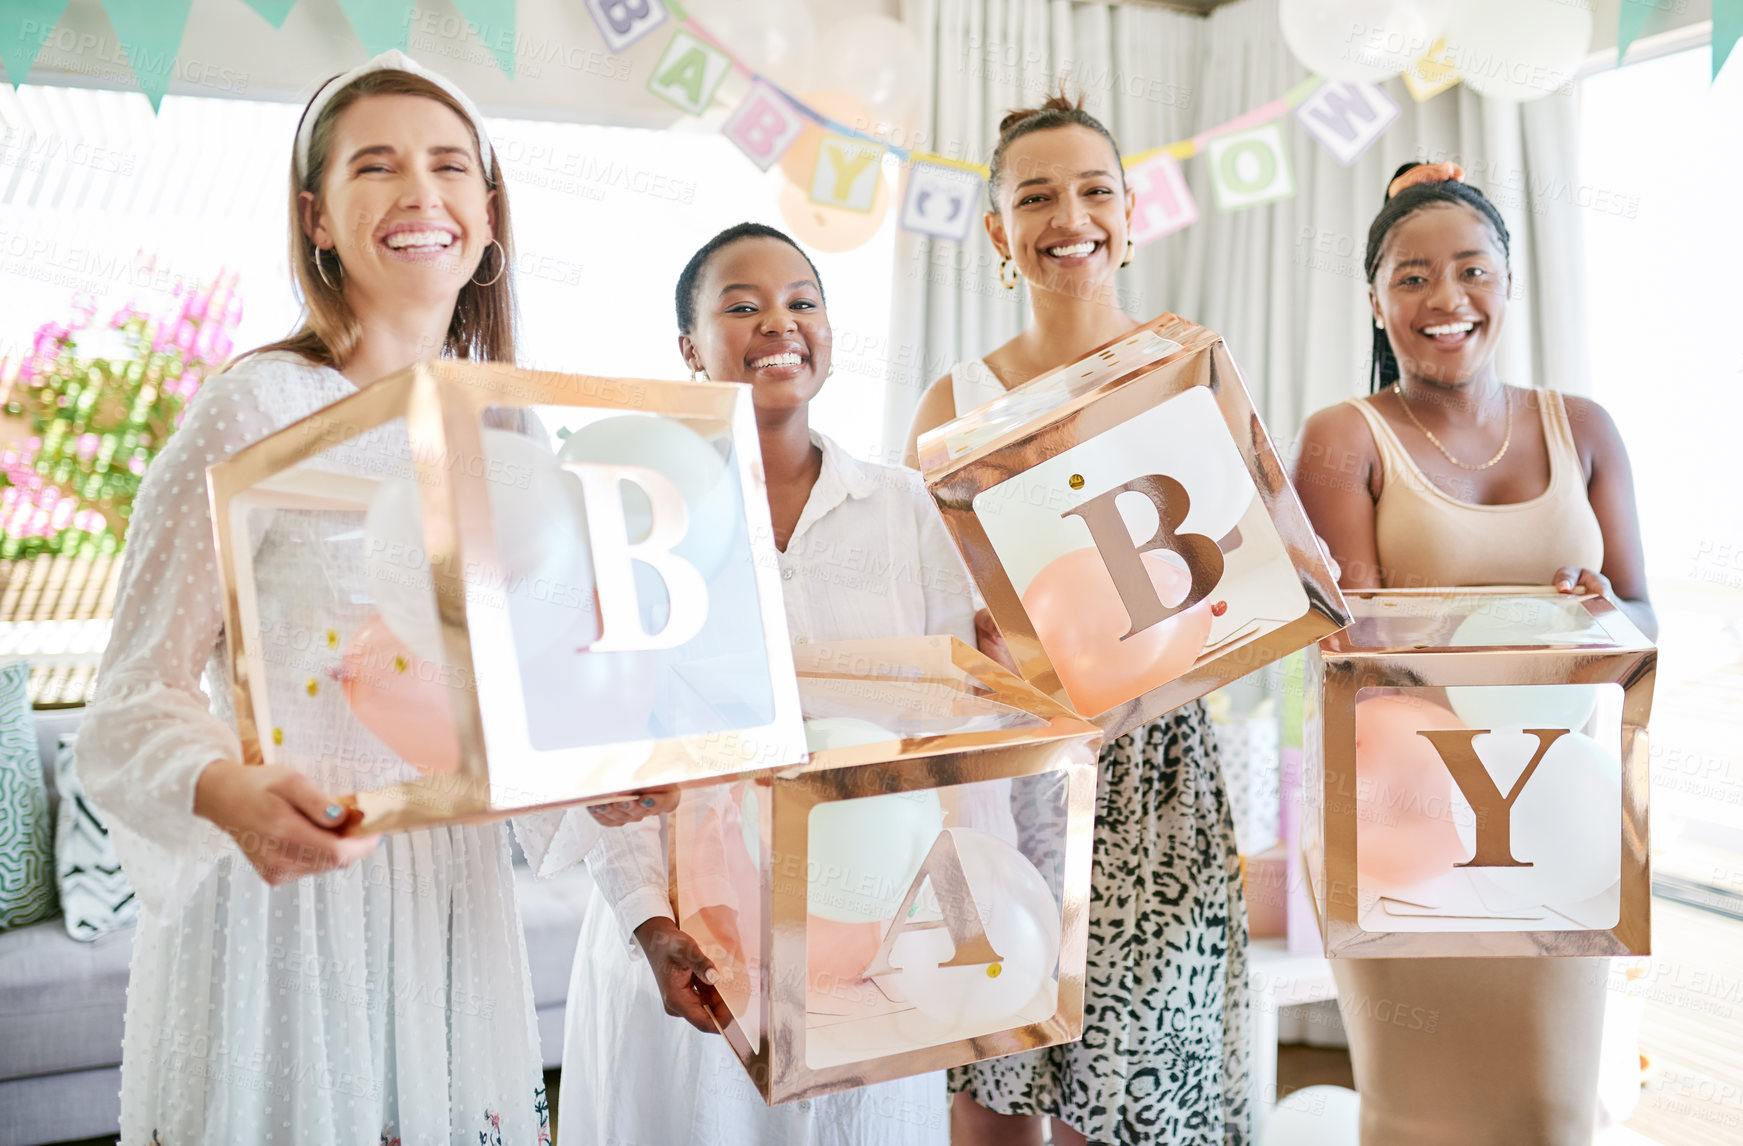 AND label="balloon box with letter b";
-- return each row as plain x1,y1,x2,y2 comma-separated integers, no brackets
208,361,808,835
917,313,1349,737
